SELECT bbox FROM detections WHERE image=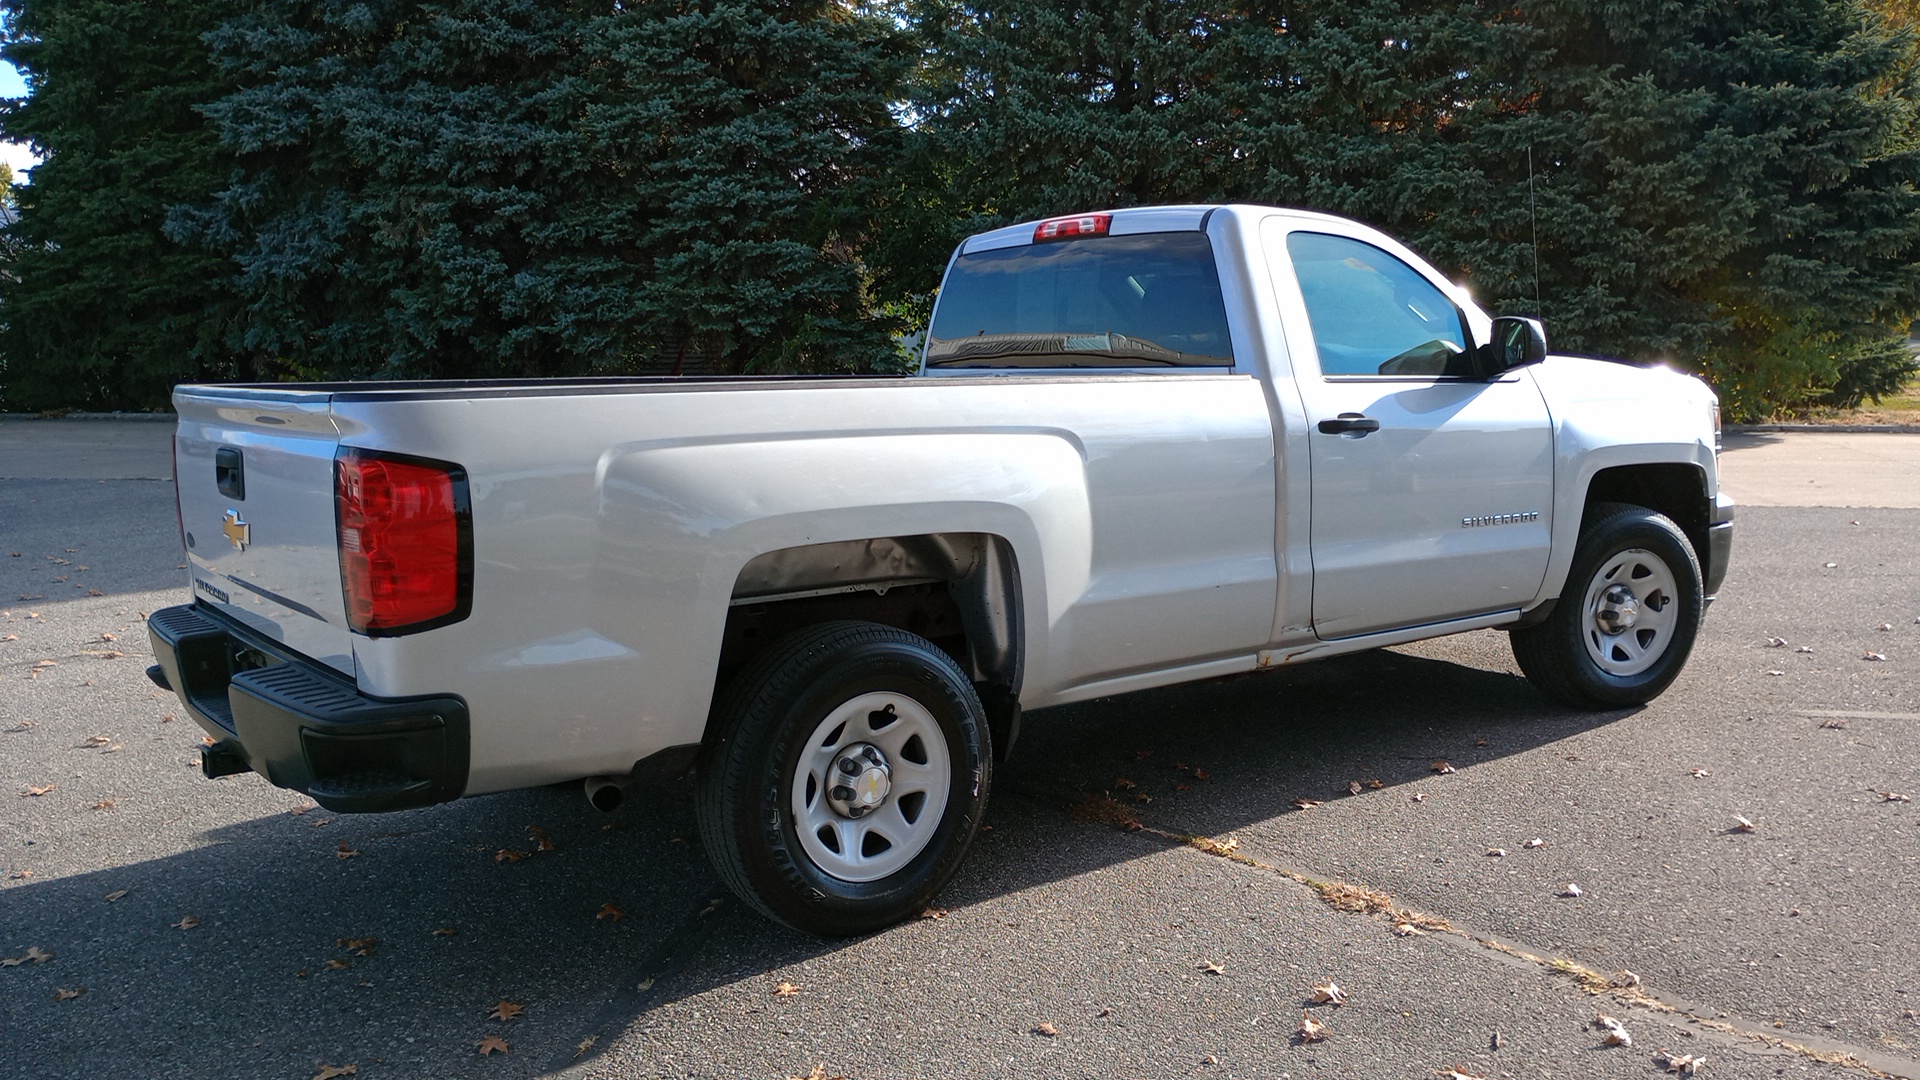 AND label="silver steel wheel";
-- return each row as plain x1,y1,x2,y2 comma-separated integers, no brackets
1579,547,1679,677
791,691,952,883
